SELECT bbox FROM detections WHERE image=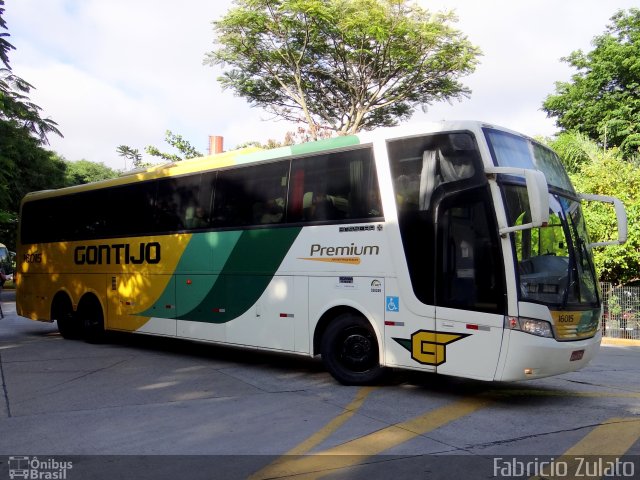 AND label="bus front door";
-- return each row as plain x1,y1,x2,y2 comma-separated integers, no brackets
433,190,506,381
